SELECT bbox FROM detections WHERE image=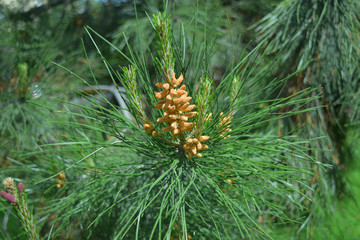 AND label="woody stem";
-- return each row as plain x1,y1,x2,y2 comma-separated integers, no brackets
178,133,187,162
